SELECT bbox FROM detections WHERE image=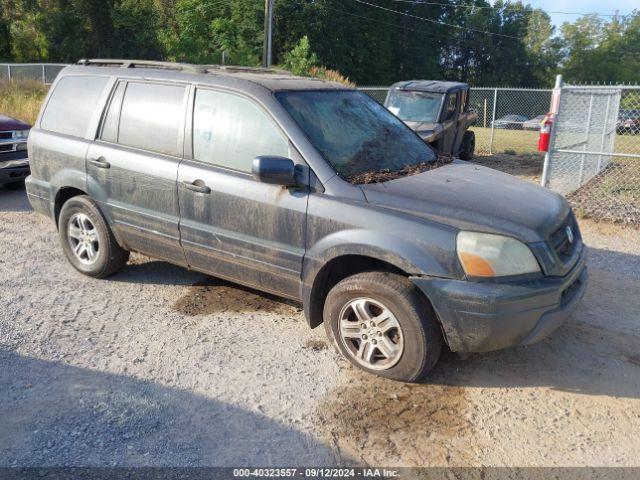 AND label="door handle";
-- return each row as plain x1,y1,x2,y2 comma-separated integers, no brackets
88,157,110,169
183,180,211,194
